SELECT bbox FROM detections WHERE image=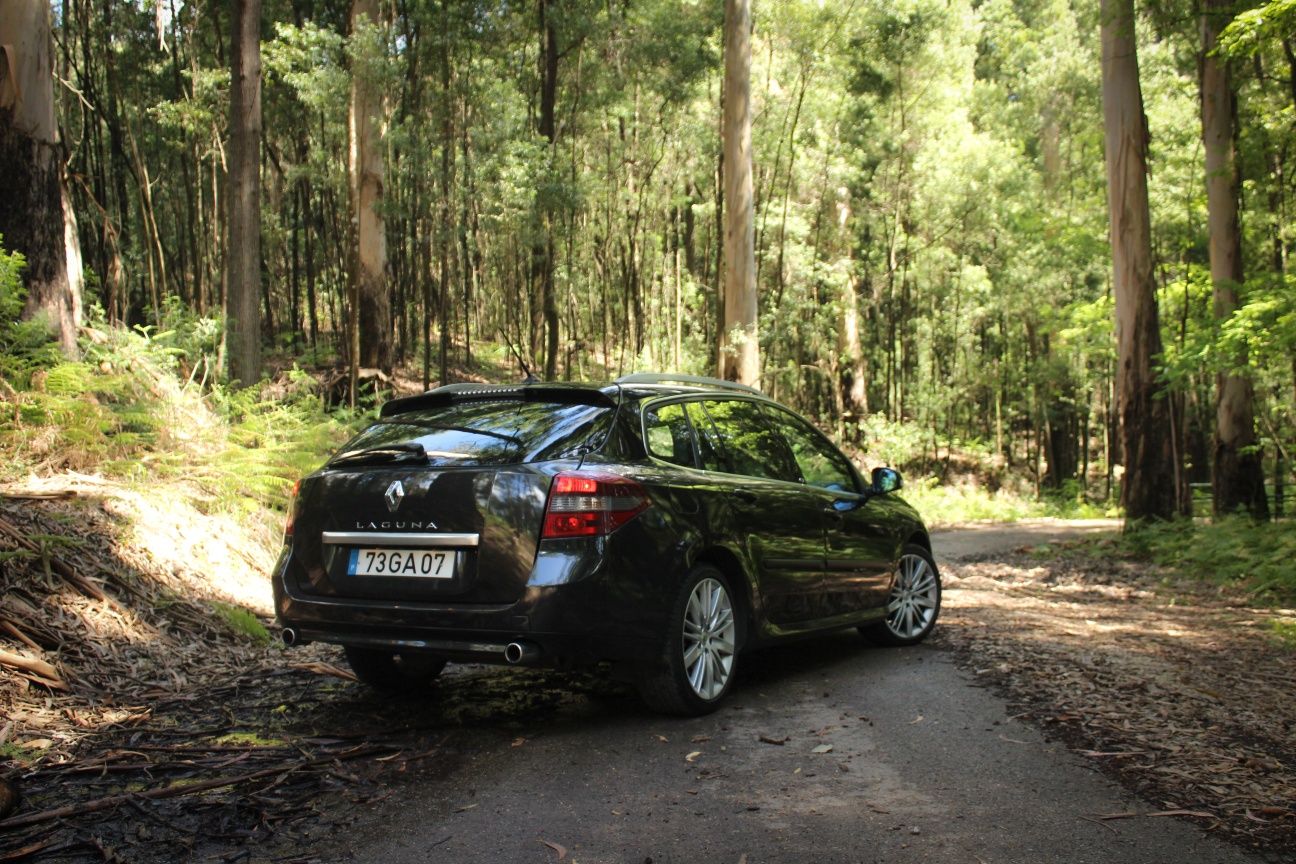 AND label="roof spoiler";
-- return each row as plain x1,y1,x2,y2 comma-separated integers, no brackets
379,383,618,418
